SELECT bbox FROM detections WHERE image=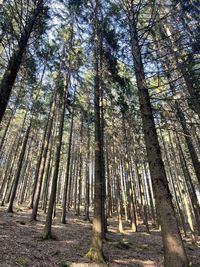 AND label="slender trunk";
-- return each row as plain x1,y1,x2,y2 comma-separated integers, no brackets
67,143,76,211
176,105,200,187
160,129,188,237
43,78,67,239
87,1,105,261
7,120,32,212
85,123,91,221
61,92,75,223
31,93,56,220
176,134,200,235
144,161,156,227
105,140,112,218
